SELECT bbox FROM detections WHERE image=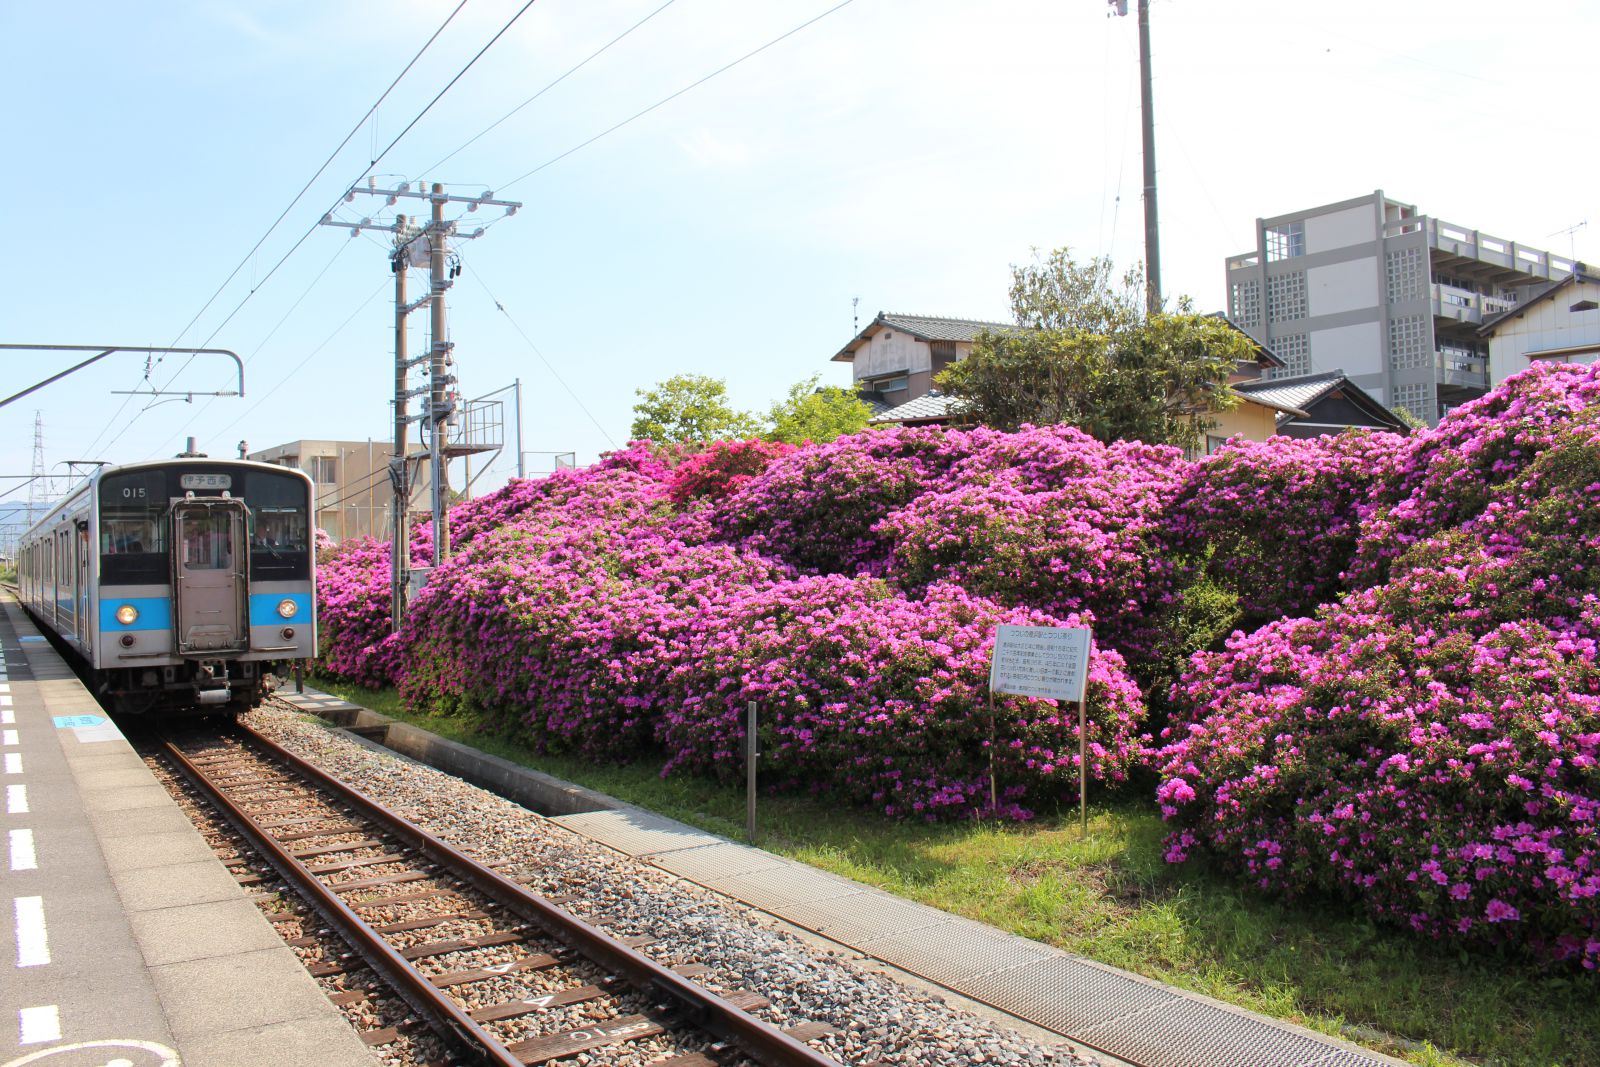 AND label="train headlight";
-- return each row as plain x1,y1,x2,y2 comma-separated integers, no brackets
115,604,139,625
276,598,299,619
